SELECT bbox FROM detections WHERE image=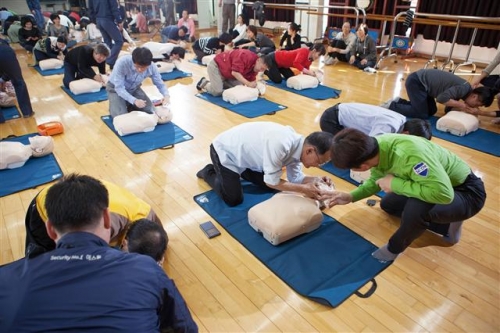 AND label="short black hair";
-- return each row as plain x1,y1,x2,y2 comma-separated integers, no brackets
132,47,153,66
179,26,188,33
472,86,495,107
170,46,185,59
289,22,301,33
94,43,110,57
50,13,60,21
330,128,379,169
126,219,168,262
45,174,109,234
57,36,67,45
219,32,232,44
247,25,258,36
304,131,334,154
402,119,432,140
261,54,273,69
